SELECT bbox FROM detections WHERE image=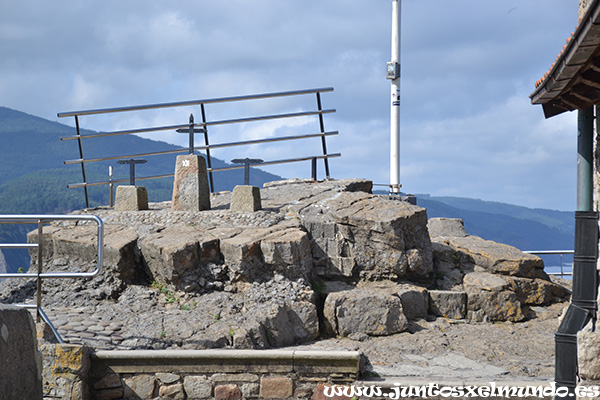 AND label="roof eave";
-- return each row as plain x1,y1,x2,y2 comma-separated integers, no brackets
530,0,600,118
